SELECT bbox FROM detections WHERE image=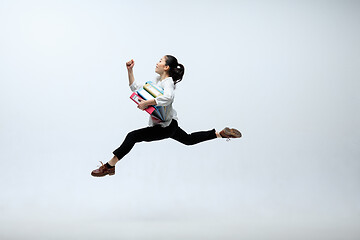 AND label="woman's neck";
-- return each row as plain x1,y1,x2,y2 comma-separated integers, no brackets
159,72,170,81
